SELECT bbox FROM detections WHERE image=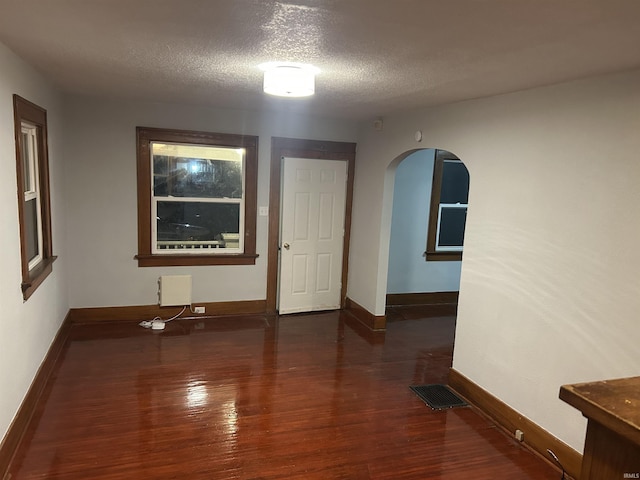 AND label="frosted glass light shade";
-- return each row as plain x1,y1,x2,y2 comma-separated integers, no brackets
260,63,319,97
